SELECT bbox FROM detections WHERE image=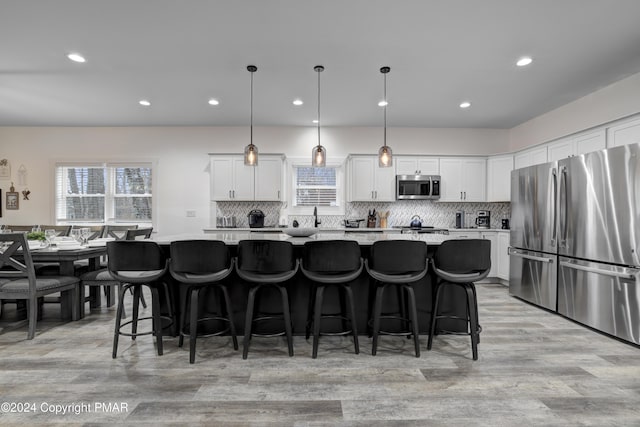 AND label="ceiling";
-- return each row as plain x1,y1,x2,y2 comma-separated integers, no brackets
2,0,640,128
